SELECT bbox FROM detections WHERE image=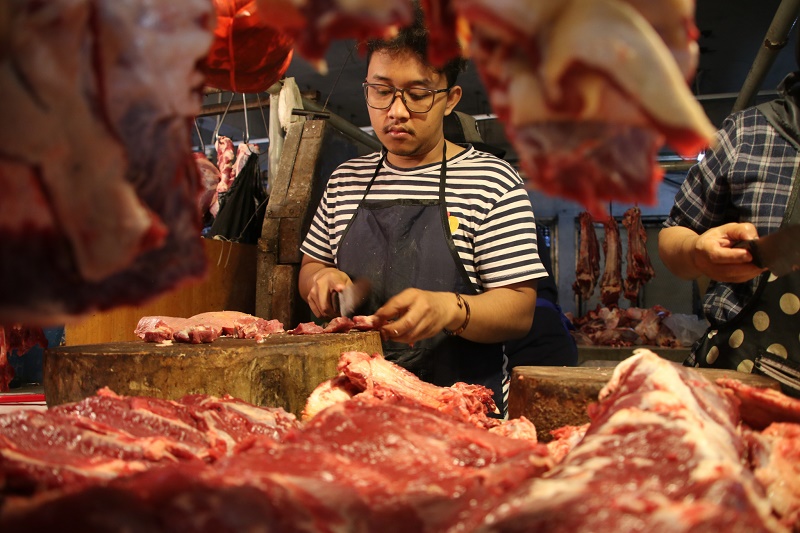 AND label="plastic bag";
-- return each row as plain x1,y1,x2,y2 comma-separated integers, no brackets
662,314,710,347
